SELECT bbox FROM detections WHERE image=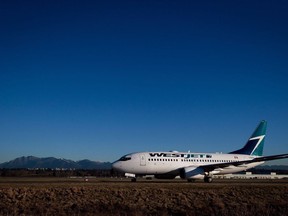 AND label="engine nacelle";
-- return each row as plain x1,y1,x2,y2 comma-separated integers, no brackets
180,166,204,179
